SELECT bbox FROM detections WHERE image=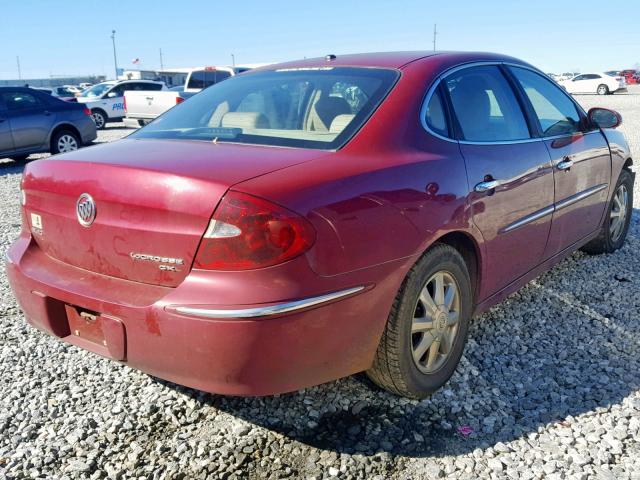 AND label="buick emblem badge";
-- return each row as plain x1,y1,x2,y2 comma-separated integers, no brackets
76,193,96,227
